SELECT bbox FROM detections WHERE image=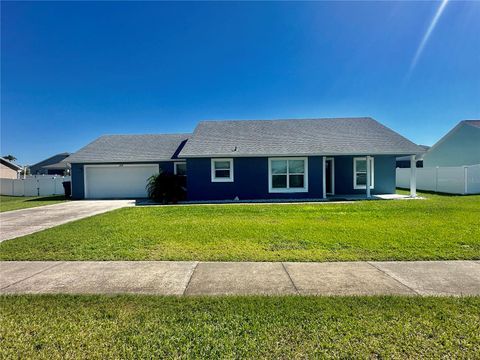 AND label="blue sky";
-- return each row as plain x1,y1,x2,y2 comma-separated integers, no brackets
1,1,479,165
